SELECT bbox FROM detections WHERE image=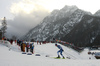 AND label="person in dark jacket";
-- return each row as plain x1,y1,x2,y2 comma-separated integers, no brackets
26,43,29,52
20,41,23,52
17,39,20,46
30,43,34,54
55,44,65,58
